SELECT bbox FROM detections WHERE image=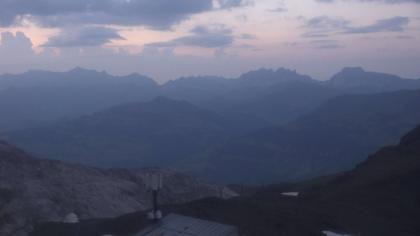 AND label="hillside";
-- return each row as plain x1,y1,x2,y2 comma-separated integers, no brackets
196,89,420,183
174,125,420,235
0,140,235,236
6,97,268,168
0,68,158,131
30,125,420,236
326,67,420,93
